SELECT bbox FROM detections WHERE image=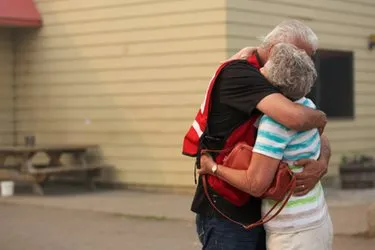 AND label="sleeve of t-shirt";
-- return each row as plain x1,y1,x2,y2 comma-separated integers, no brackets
252,115,295,160
219,60,280,116
304,98,317,109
